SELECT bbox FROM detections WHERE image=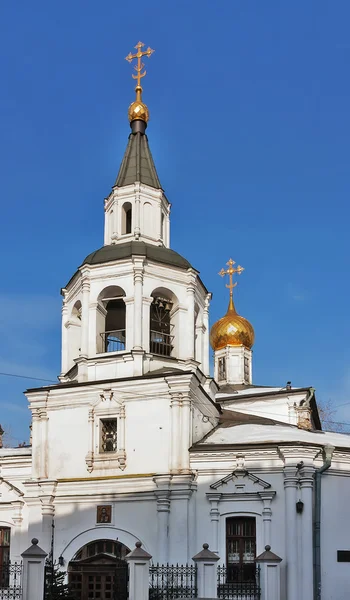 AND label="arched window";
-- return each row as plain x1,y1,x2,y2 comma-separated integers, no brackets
66,300,82,368
150,288,177,357
122,202,132,235
97,286,126,353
